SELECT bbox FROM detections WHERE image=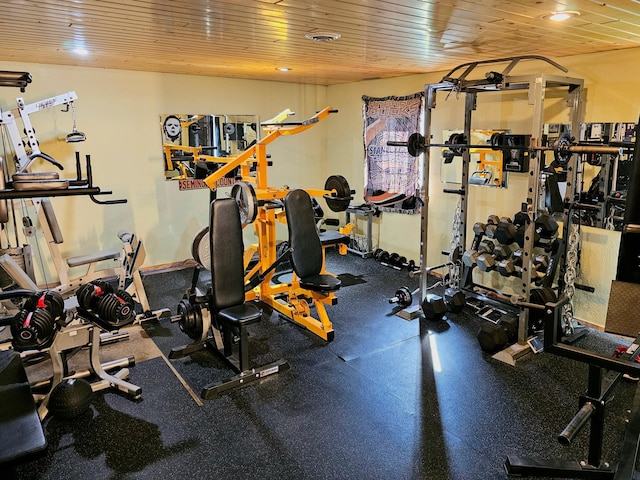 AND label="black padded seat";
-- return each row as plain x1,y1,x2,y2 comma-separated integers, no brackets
300,274,341,292
318,229,350,248
218,303,262,326
284,189,341,293
0,350,46,465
